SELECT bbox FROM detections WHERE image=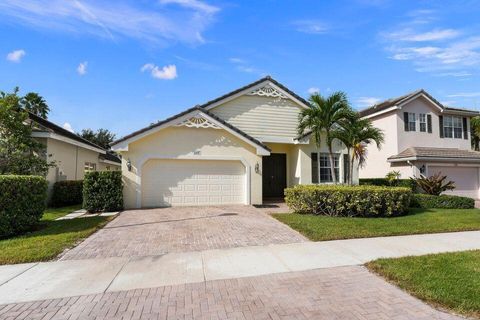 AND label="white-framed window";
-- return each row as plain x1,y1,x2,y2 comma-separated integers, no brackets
419,113,427,132
84,162,96,172
407,112,416,131
443,115,463,139
311,153,340,183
